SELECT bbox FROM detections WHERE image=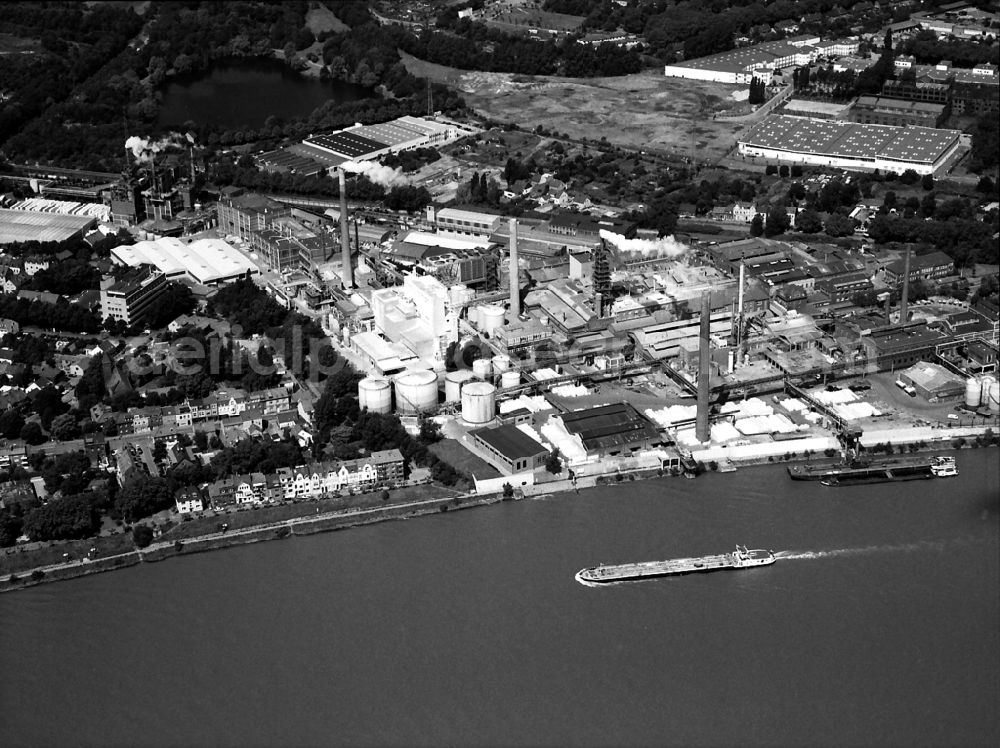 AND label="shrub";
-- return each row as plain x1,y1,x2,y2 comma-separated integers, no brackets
132,524,154,548
30,569,44,581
